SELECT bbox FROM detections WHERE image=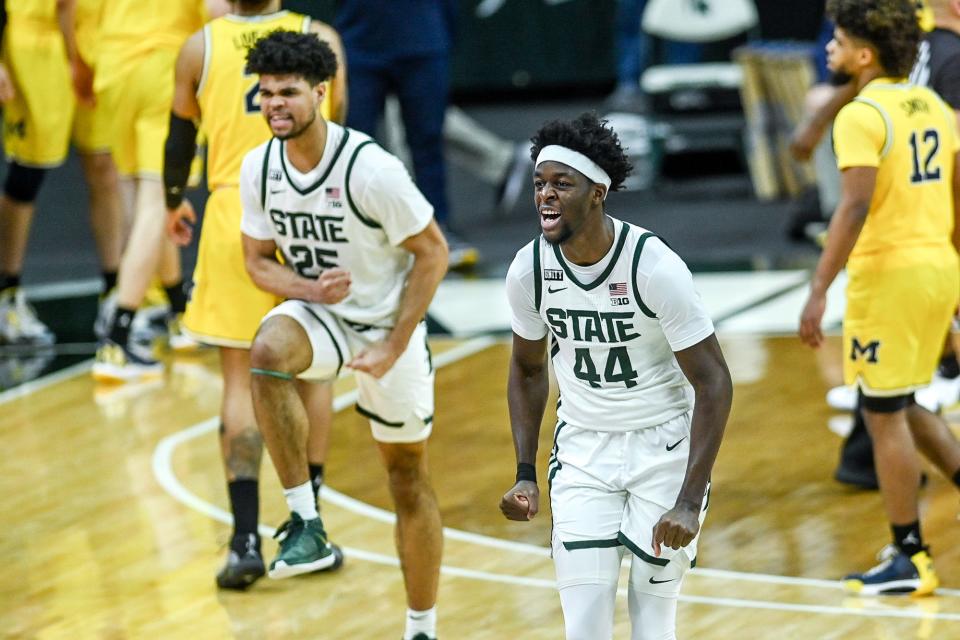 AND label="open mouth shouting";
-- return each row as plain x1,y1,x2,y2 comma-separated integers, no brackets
540,206,561,232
